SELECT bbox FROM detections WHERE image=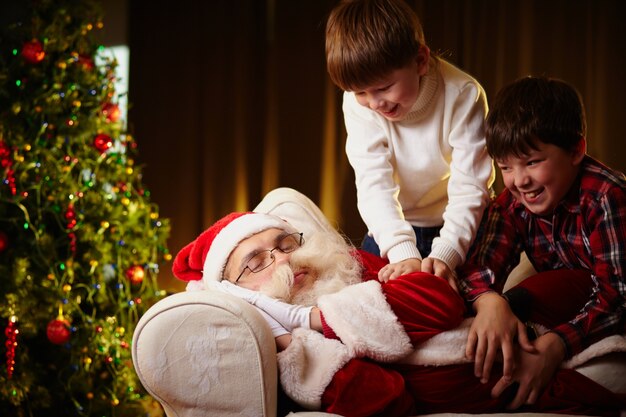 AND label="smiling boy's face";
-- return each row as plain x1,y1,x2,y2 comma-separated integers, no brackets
352,46,430,121
496,139,586,216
